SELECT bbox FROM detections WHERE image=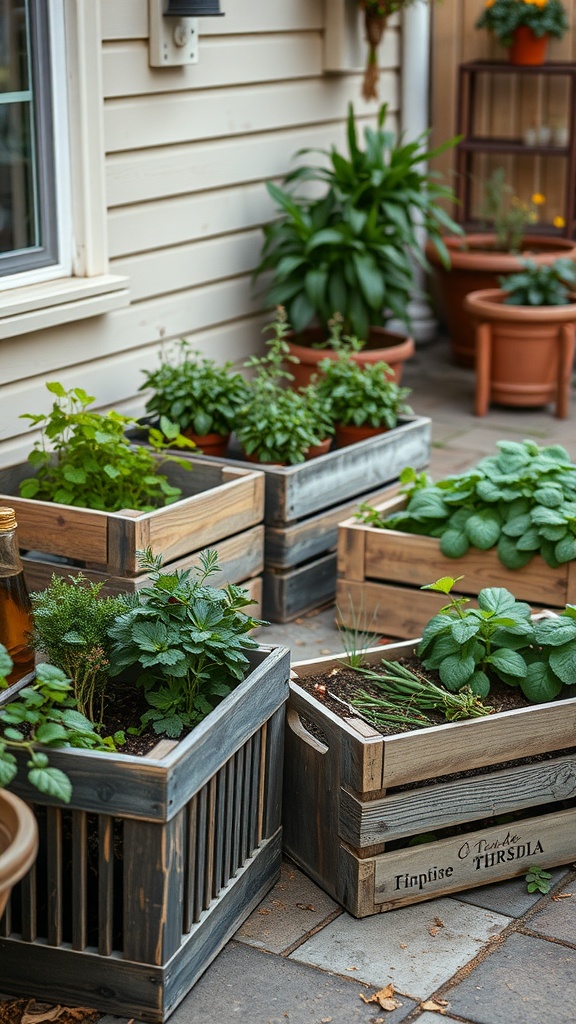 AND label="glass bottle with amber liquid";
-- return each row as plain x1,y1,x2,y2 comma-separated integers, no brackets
0,506,34,684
